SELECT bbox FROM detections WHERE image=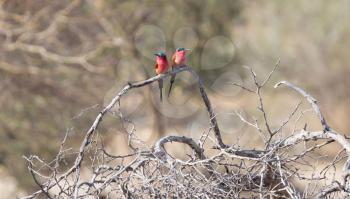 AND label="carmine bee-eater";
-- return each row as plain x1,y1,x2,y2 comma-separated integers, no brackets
154,51,169,101
168,47,190,97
